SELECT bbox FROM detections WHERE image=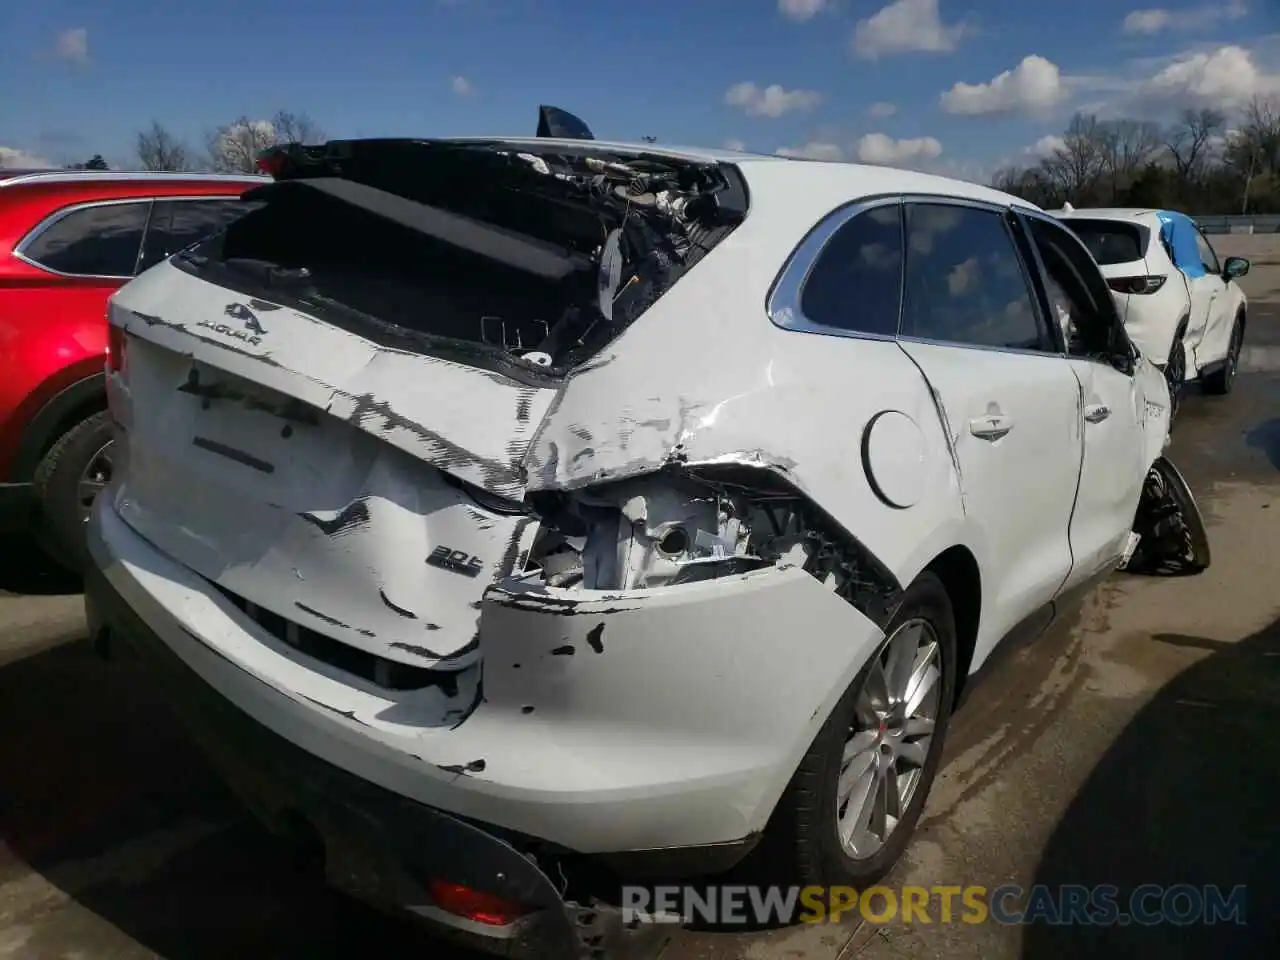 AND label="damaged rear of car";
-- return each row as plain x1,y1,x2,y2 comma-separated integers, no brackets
88,122,892,957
